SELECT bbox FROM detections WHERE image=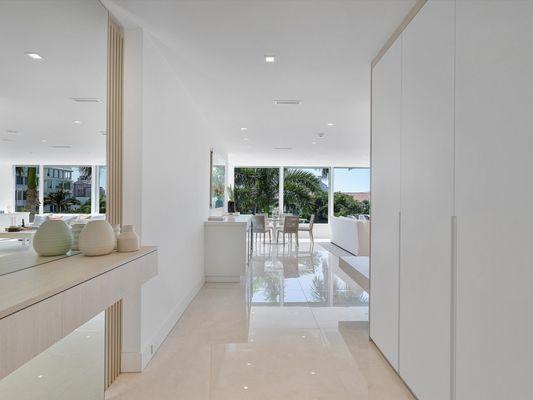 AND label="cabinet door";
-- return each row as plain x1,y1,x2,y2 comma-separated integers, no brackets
455,2,533,399
370,37,402,371
399,1,455,399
